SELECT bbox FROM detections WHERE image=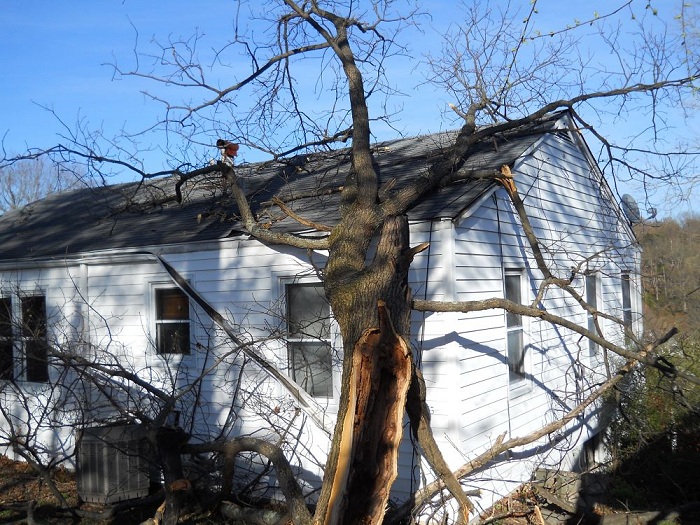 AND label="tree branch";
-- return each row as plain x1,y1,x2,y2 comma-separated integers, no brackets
413,297,695,384
271,197,334,232
222,164,330,250
184,437,313,524
389,327,679,521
